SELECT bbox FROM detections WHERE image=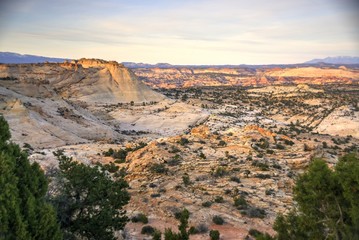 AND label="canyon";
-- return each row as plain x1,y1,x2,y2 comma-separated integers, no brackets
0,59,358,239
